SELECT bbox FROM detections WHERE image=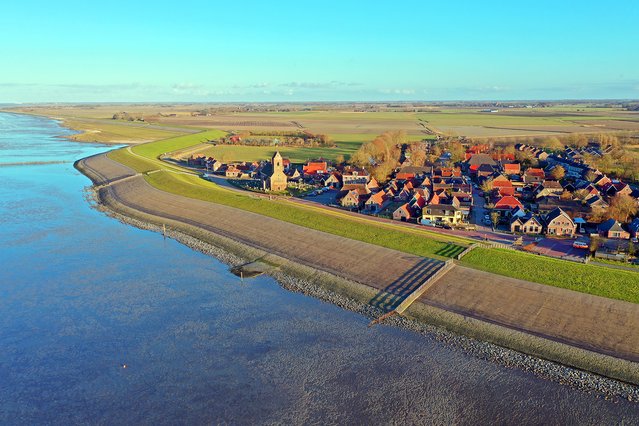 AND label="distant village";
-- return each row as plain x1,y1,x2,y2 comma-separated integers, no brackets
184,137,639,262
